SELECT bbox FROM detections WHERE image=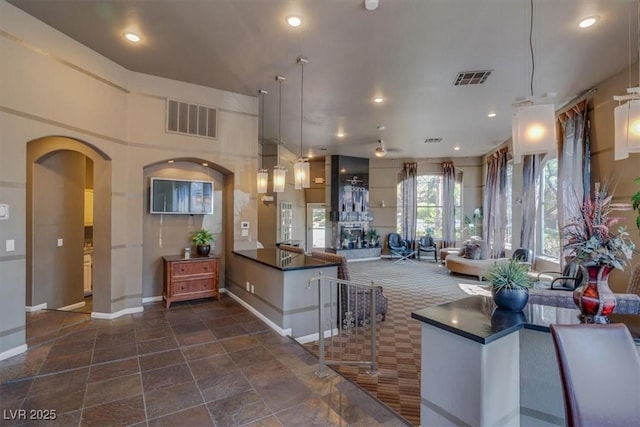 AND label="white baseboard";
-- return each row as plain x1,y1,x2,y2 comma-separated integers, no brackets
25,303,47,312
0,344,28,361
57,301,86,311
348,257,382,262
91,306,143,319
142,296,163,303
224,290,291,336
295,328,339,344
